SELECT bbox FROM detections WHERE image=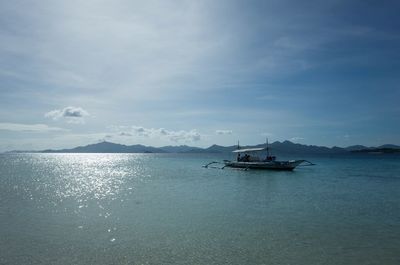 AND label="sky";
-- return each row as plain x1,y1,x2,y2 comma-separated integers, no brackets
0,0,399,151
